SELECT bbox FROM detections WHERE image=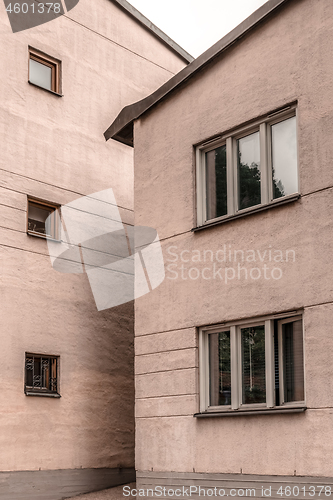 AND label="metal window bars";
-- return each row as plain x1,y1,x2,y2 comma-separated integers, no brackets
25,354,58,393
